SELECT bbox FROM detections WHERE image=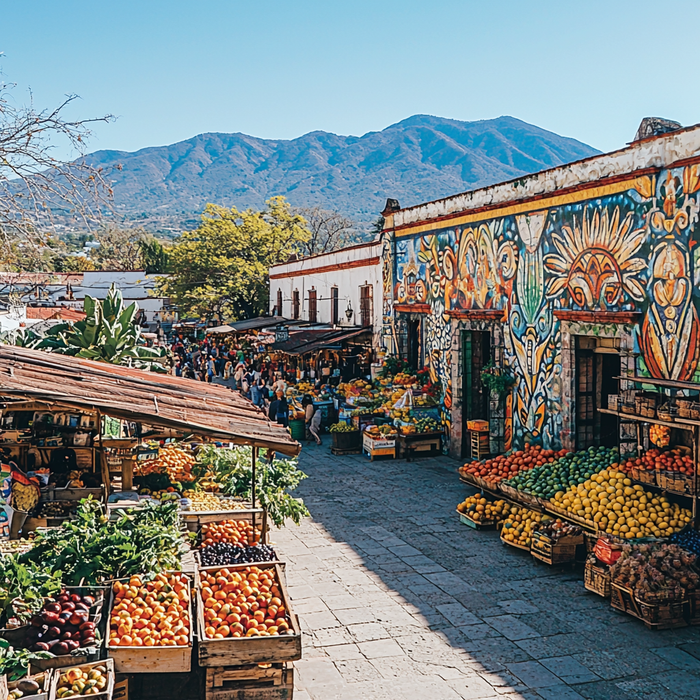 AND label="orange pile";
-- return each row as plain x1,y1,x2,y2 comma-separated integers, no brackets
200,566,292,639
201,519,261,548
459,444,566,484
108,573,190,648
